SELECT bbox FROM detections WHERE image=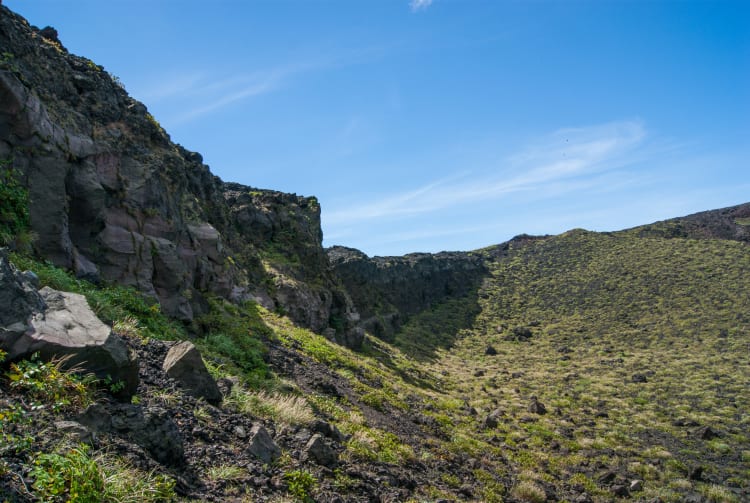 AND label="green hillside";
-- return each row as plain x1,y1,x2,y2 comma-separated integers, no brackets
3,220,749,503
458,230,750,501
